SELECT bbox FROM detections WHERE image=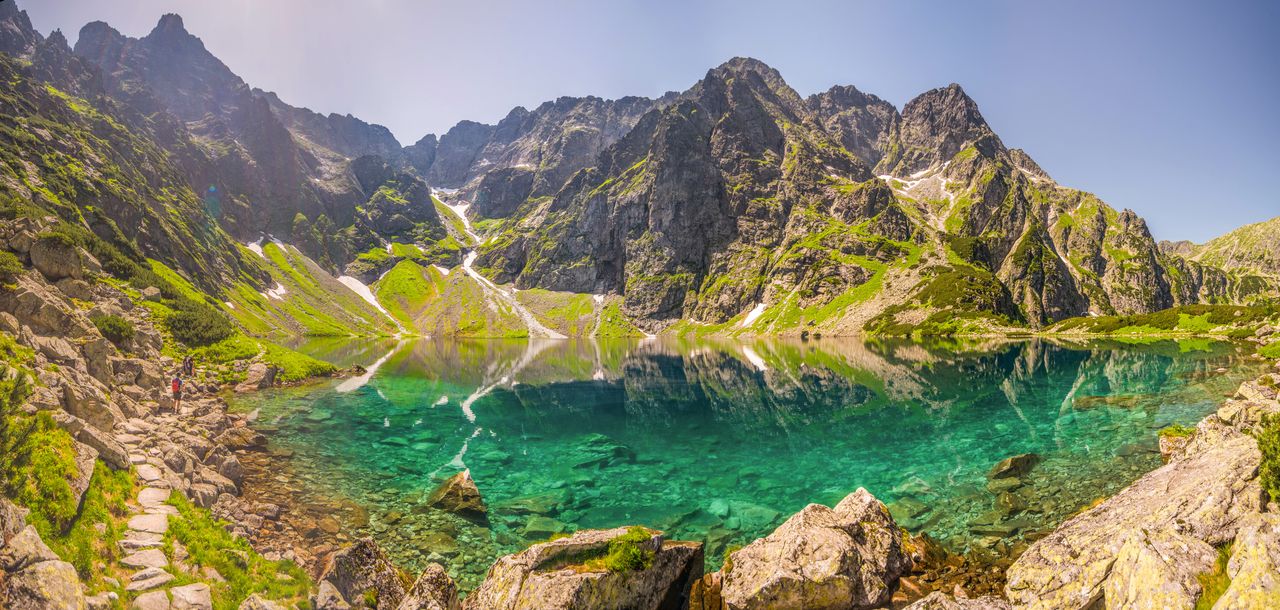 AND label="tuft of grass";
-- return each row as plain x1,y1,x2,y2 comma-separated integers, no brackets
1260,342,1280,359
1195,543,1234,610
0,250,22,283
165,493,312,610
582,527,656,573
1158,423,1196,439
45,462,133,584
